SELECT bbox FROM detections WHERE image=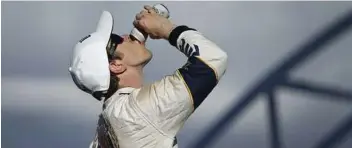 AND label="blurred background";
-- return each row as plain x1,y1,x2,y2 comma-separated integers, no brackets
2,1,352,148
